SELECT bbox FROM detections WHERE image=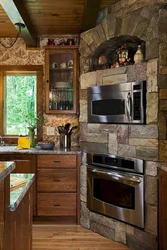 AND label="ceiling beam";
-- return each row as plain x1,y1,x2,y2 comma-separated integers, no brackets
0,0,36,47
82,0,101,32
